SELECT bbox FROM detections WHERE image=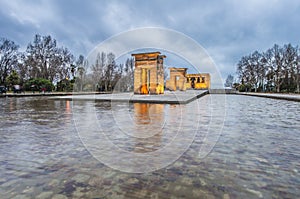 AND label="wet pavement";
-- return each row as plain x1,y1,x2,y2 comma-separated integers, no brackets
53,90,208,104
